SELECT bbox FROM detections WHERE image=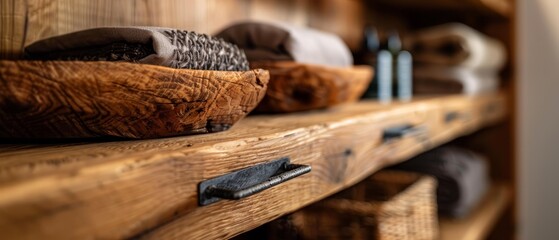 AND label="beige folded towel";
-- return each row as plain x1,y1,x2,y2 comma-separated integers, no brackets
414,67,499,95
215,21,353,67
25,27,249,71
409,23,506,70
